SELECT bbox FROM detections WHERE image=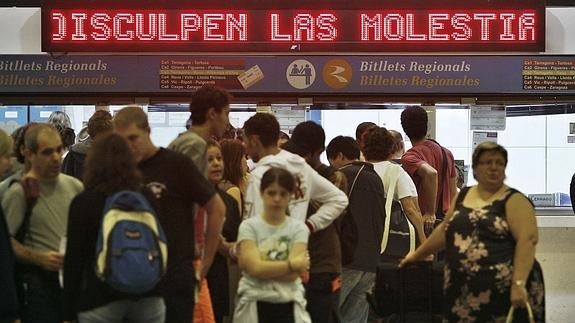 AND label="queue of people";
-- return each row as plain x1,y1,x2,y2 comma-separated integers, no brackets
0,86,545,323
